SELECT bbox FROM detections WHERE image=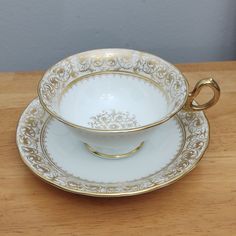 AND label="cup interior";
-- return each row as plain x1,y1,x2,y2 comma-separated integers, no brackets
38,49,188,131
60,72,170,129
